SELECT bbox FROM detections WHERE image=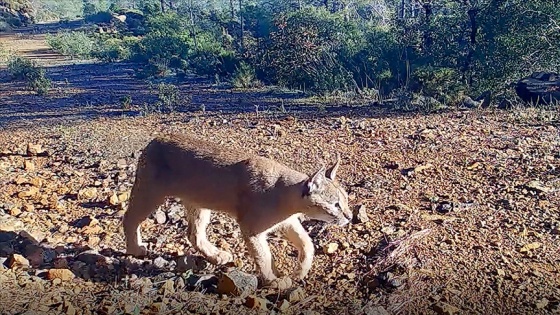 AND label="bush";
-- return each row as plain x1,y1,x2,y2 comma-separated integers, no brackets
412,66,464,104
7,56,52,95
46,31,95,59
260,7,363,93
93,36,137,62
231,62,260,88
